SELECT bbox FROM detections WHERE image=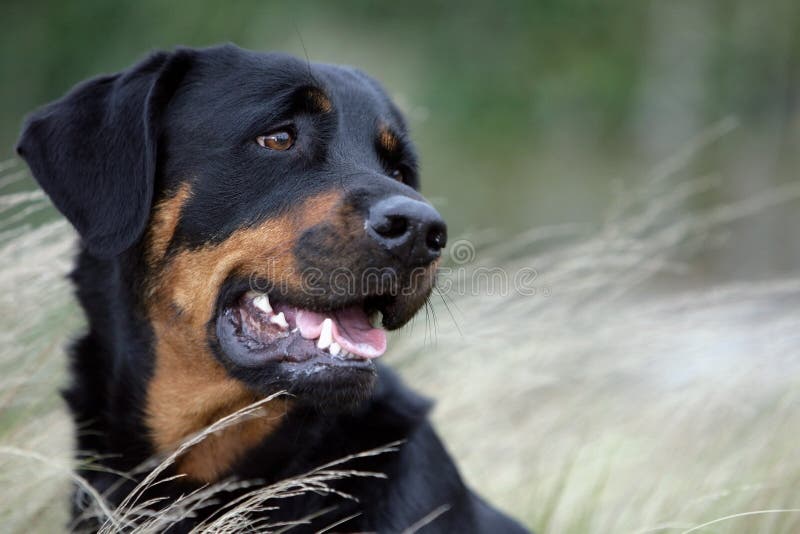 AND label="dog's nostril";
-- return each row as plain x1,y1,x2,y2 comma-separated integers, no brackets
374,215,408,239
367,195,447,265
426,222,447,253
